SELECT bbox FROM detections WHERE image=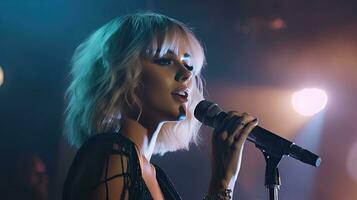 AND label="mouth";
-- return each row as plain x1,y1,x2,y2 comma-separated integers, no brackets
171,89,189,103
